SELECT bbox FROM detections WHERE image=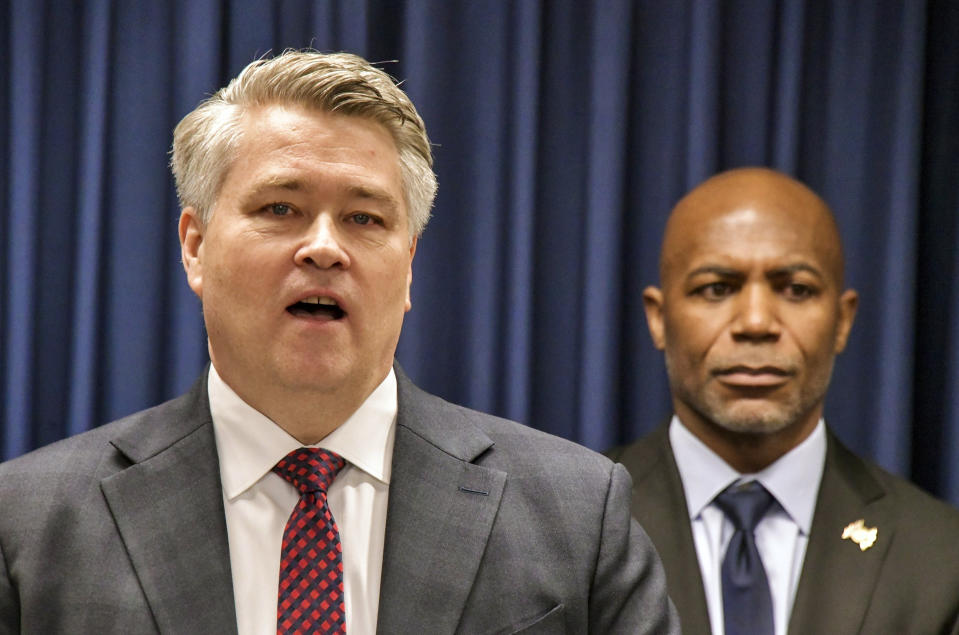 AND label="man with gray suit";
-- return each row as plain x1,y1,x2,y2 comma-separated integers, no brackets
607,167,959,634
0,51,678,634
